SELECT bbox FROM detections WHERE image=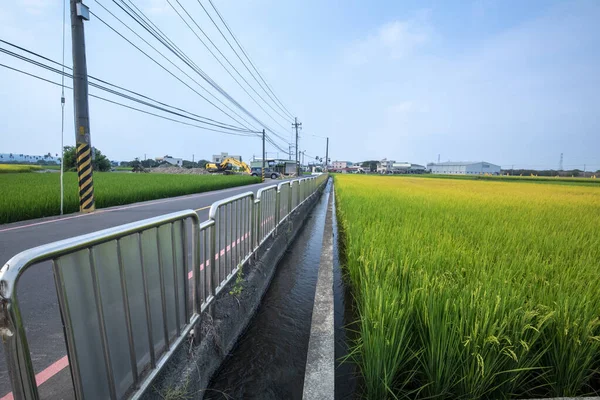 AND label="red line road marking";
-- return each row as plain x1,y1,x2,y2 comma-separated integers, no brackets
0,231,252,399
0,356,69,400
